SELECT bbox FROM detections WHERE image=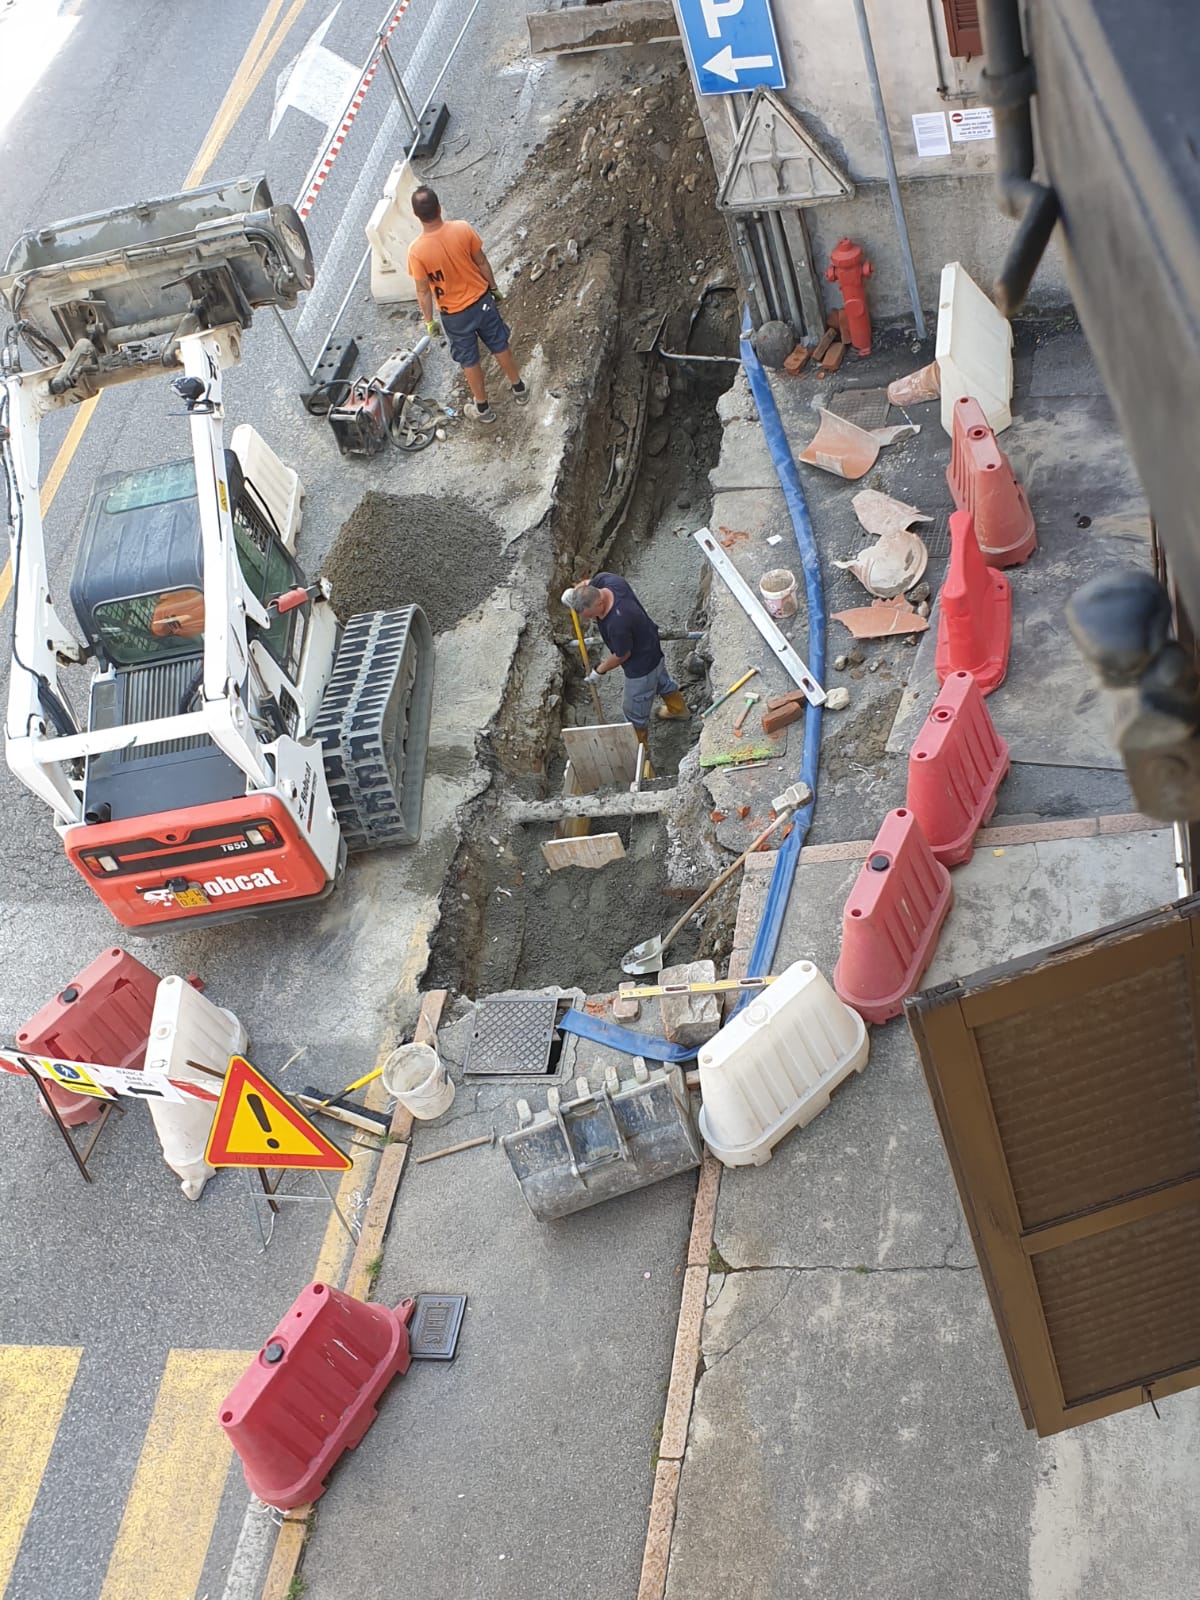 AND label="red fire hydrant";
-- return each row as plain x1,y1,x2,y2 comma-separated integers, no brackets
826,238,872,357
